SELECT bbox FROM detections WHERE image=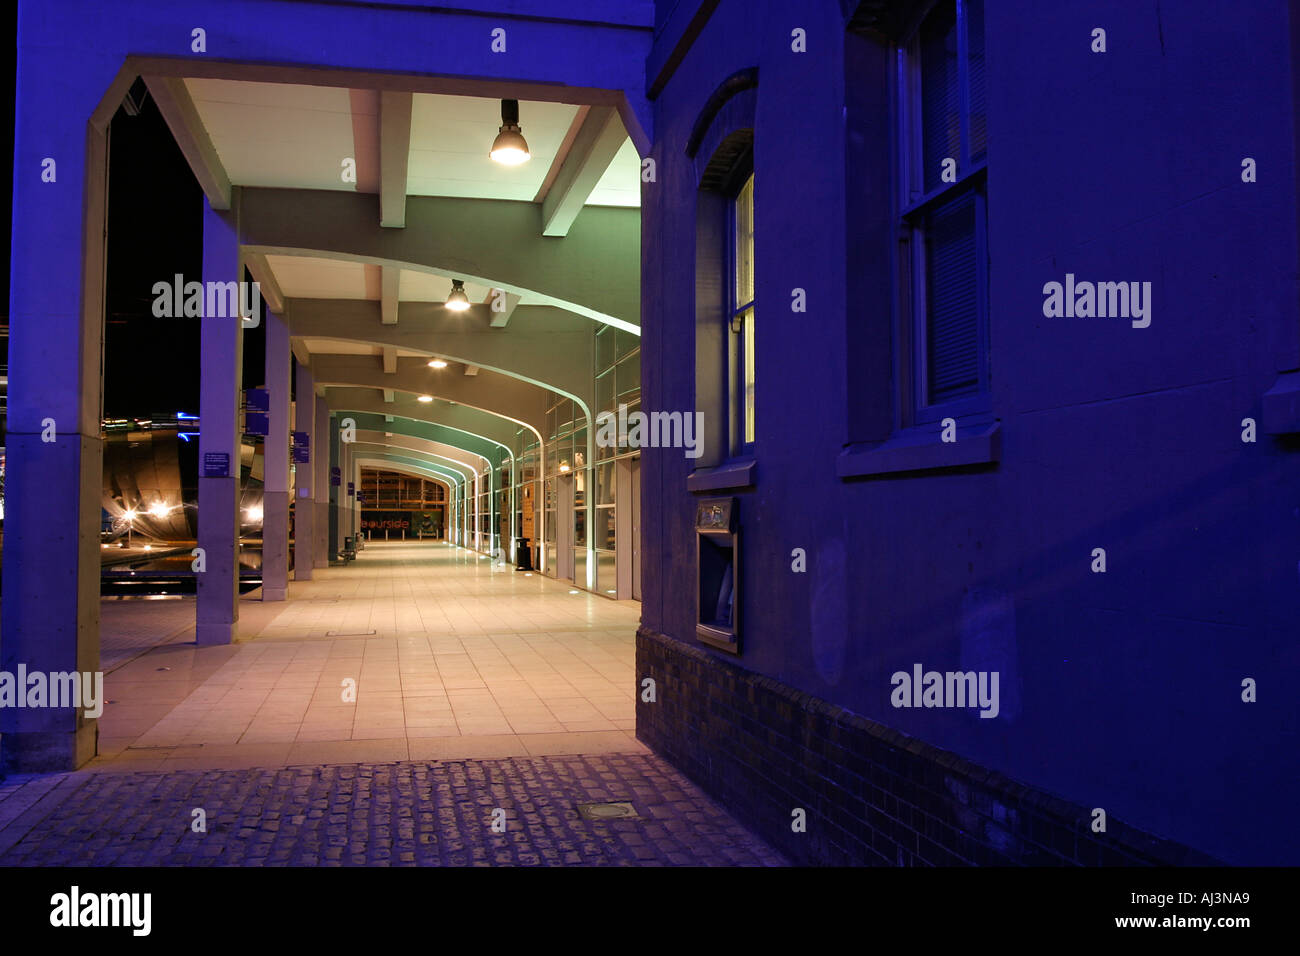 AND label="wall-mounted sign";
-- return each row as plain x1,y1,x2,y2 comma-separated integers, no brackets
330,466,341,487
245,412,270,436
347,482,355,497
244,388,269,412
361,510,411,531
292,432,310,463
202,452,230,478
